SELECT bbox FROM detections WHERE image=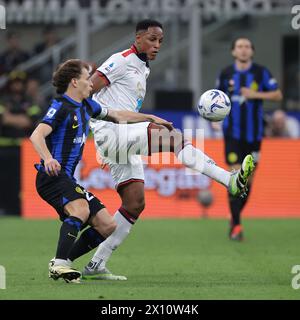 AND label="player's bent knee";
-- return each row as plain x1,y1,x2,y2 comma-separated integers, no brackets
125,199,145,217
64,199,90,222
136,200,145,214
